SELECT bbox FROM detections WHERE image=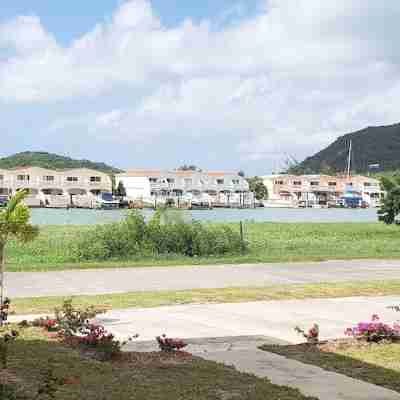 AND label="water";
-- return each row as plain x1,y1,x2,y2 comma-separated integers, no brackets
29,207,379,225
